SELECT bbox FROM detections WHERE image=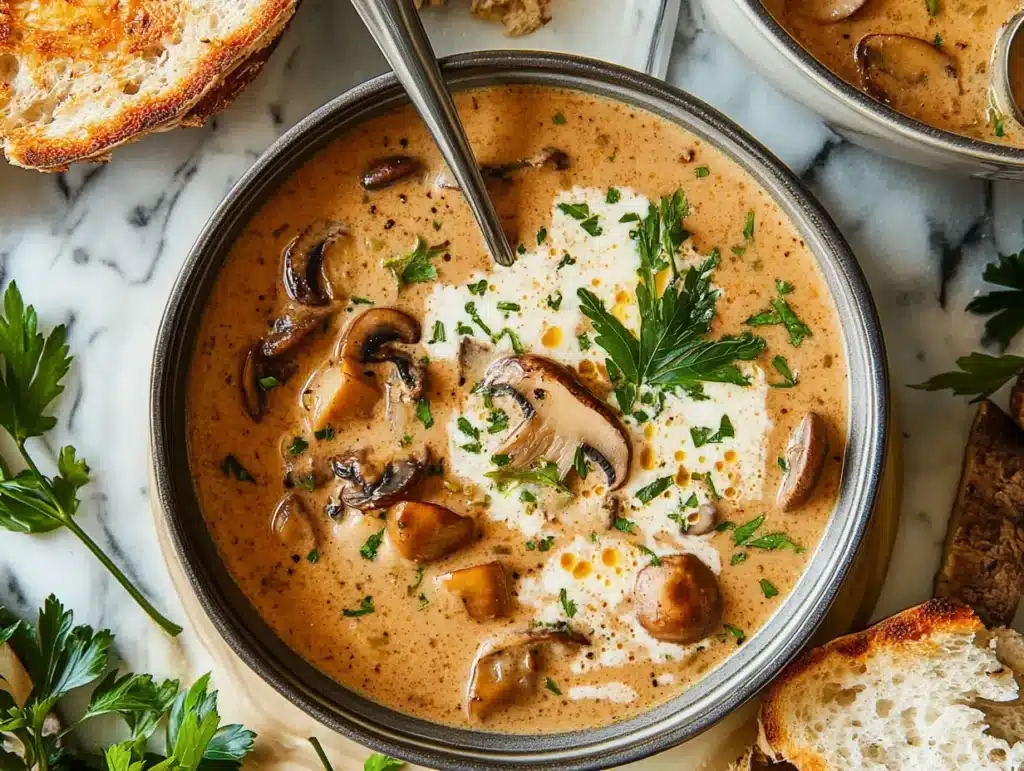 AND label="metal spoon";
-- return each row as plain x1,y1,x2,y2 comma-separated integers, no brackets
349,0,517,267
990,10,1024,128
